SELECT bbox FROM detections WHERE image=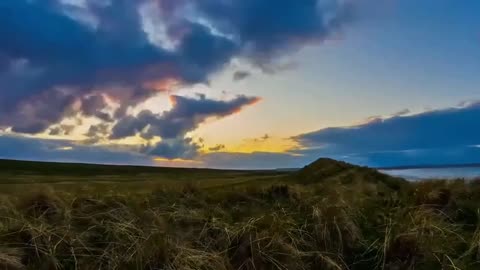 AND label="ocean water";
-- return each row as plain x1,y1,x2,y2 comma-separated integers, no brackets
380,167,480,180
